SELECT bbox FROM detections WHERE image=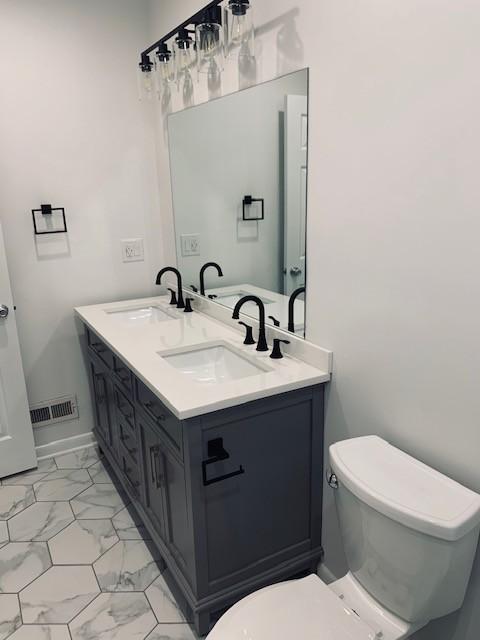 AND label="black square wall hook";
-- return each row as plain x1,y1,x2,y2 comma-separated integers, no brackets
242,195,264,221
